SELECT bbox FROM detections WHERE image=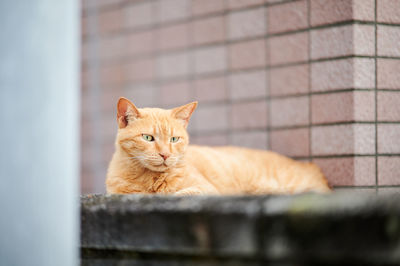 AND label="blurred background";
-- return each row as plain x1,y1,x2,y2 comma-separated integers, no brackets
81,0,400,194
